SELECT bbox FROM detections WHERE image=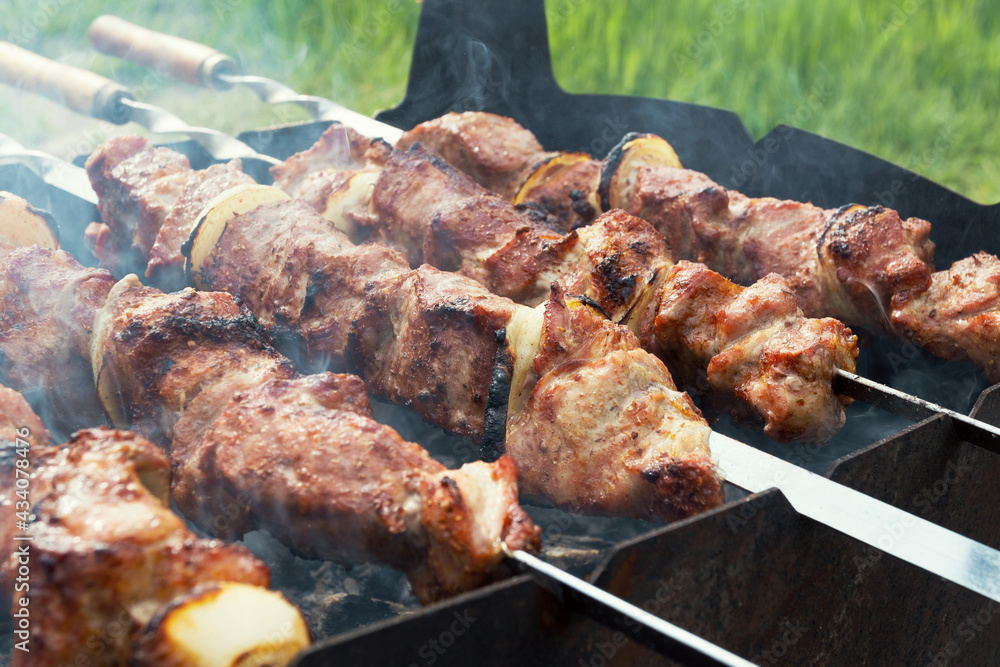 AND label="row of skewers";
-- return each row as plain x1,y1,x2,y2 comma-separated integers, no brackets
0,17,999,666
